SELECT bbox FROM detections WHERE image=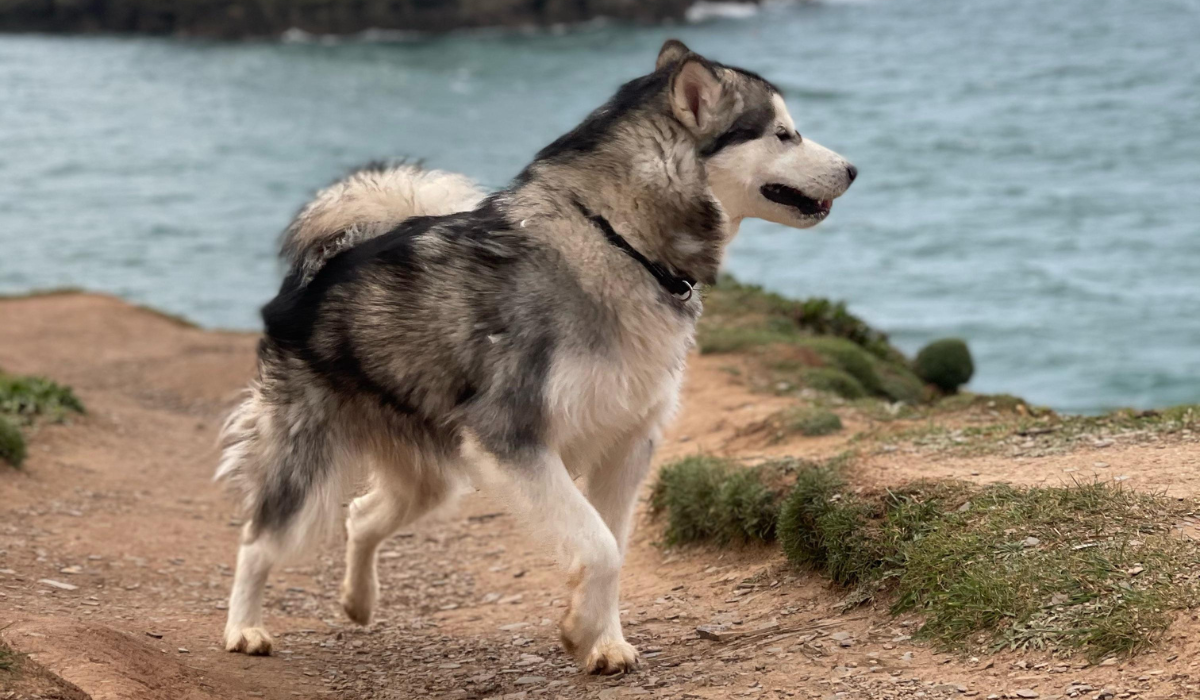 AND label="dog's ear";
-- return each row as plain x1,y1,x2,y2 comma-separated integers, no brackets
656,39,690,71
668,56,724,136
